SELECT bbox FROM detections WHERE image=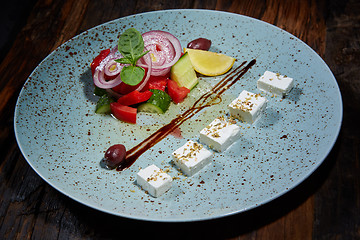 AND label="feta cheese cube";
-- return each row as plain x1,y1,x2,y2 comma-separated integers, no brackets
137,164,172,198
172,140,212,176
228,90,267,123
199,117,241,152
257,70,294,96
